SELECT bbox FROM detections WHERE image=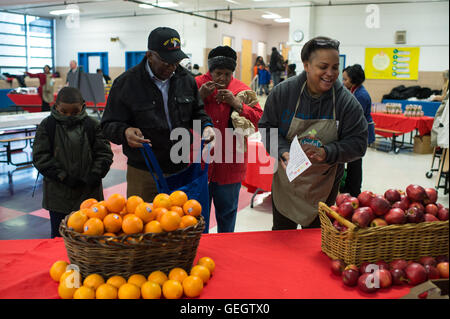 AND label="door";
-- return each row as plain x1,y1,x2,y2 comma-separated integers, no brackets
241,39,252,86
78,52,109,75
125,51,146,70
